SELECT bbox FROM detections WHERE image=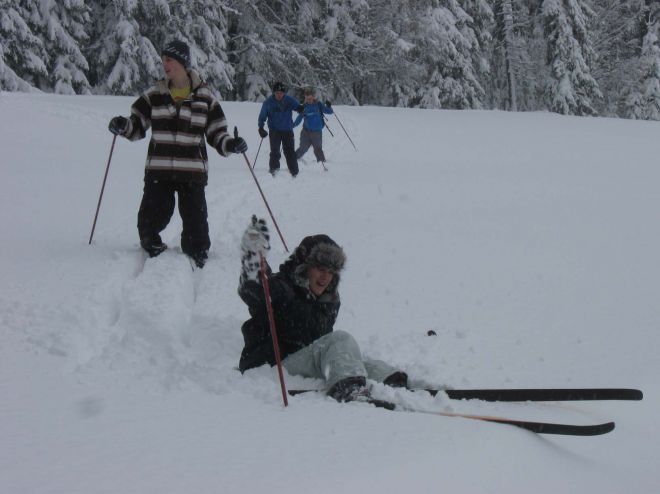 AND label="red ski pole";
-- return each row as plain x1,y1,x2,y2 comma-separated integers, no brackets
88,134,117,244
235,127,289,252
259,253,288,407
